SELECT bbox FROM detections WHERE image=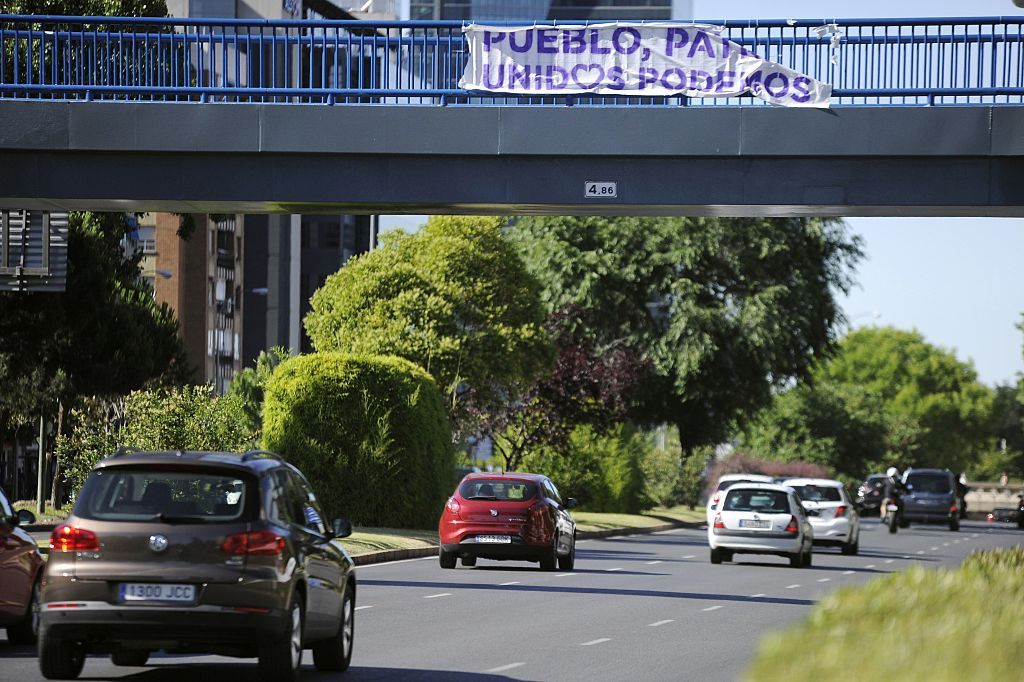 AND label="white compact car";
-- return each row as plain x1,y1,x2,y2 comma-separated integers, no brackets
705,473,775,526
708,483,814,567
782,478,860,555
